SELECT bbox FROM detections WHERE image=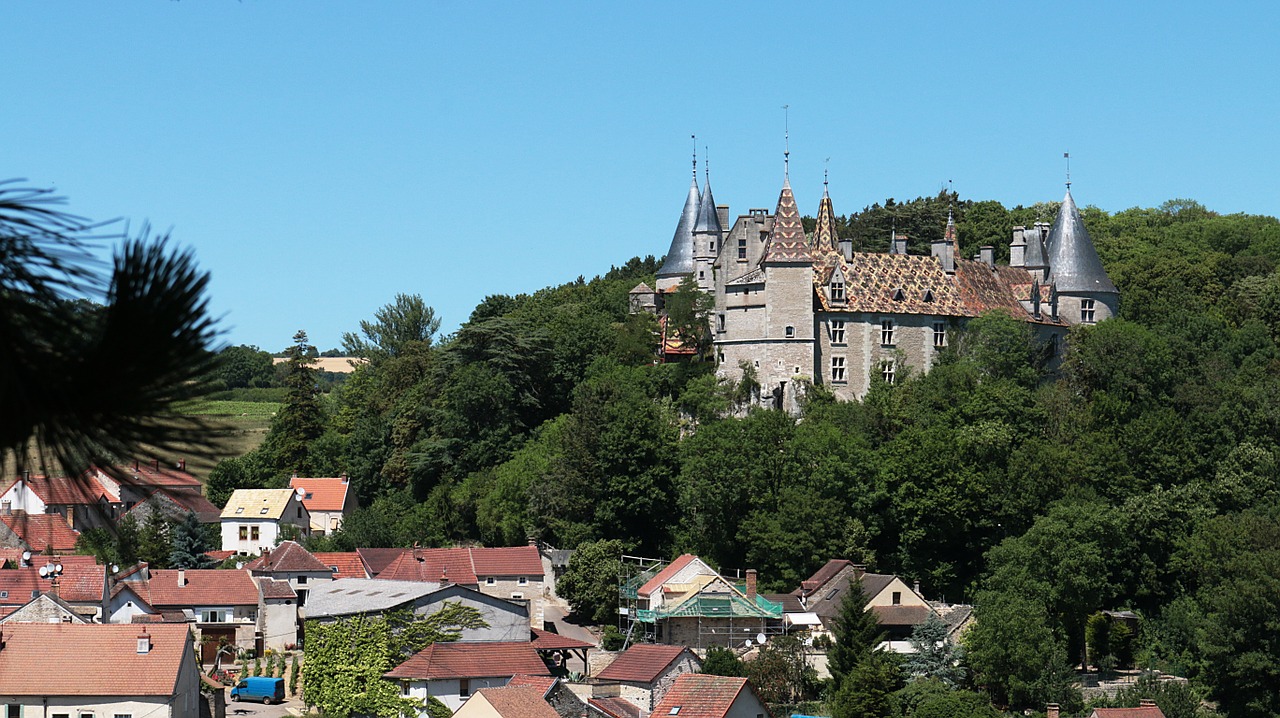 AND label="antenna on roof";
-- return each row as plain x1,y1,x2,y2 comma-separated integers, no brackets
782,104,790,179
1064,152,1071,189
